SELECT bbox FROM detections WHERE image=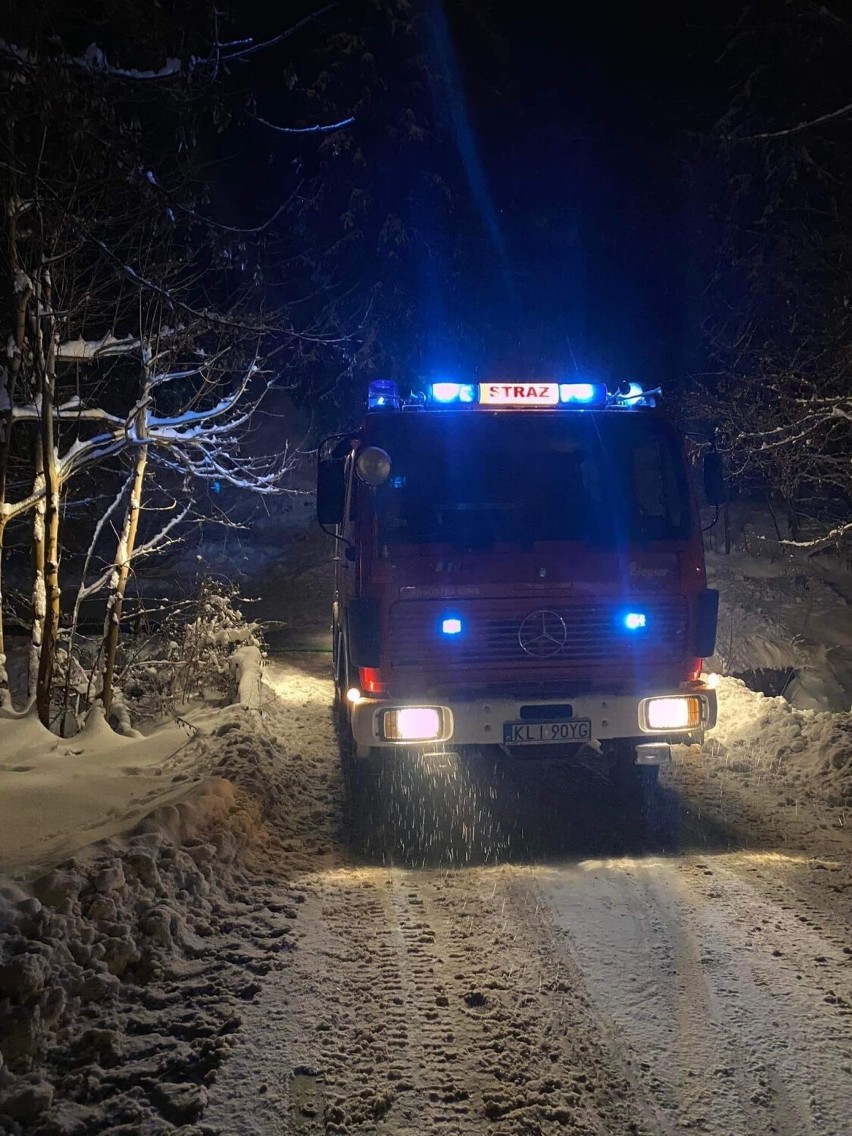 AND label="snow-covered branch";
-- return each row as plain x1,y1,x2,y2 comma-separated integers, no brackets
735,101,852,142
244,109,355,135
74,43,181,80
779,520,852,553
214,5,337,63
57,332,142,363
56,328,180,364
10,401,125,426
0,37,181,81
